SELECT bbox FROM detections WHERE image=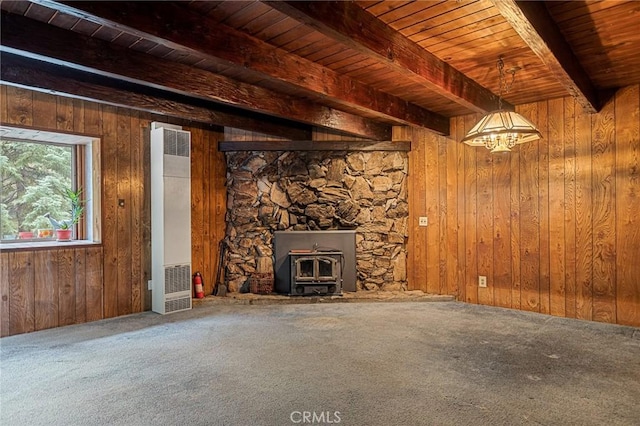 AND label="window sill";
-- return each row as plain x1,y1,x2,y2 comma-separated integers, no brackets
0,240,101,252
